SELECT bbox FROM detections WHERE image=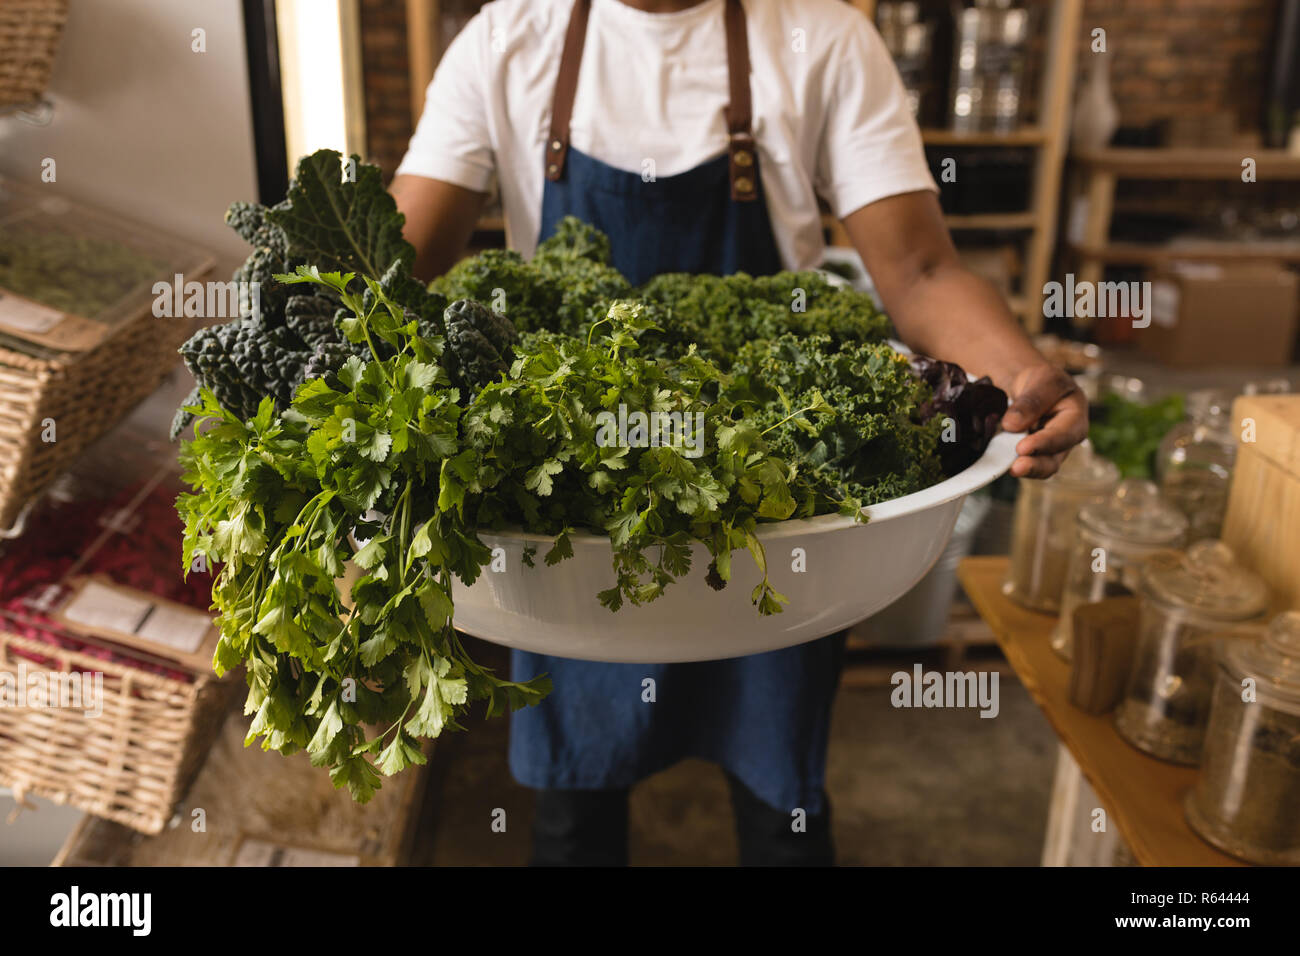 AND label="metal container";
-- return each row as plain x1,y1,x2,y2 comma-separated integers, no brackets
1052,480,1187,661
1003,441,1120,613
1185,612,1300,865
1115,541,1269,764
